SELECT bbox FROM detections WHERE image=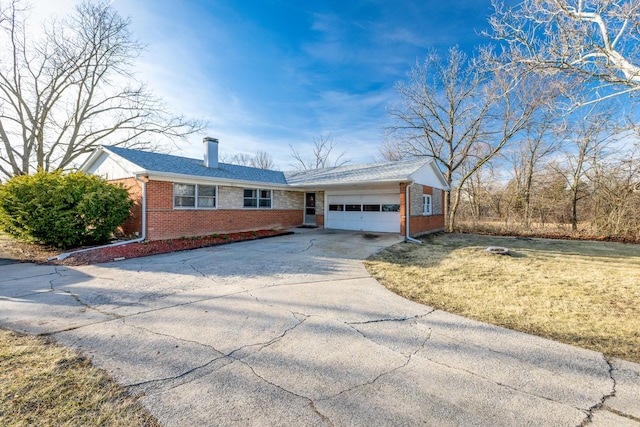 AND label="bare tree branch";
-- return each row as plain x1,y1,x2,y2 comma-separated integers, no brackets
386,47,555,231
227,150,275,170
0,0,207,178
489,0,640,107
289,134,349,170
